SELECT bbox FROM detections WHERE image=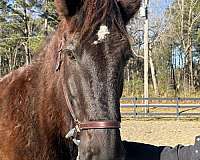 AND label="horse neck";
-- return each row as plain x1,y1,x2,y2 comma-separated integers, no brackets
36,21,75,136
